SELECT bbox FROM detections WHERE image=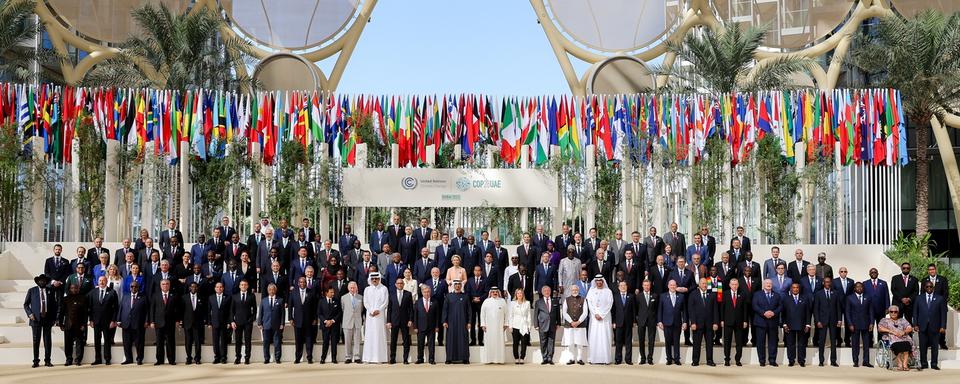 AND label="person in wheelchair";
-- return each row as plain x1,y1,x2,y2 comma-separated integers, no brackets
878,305,914,371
